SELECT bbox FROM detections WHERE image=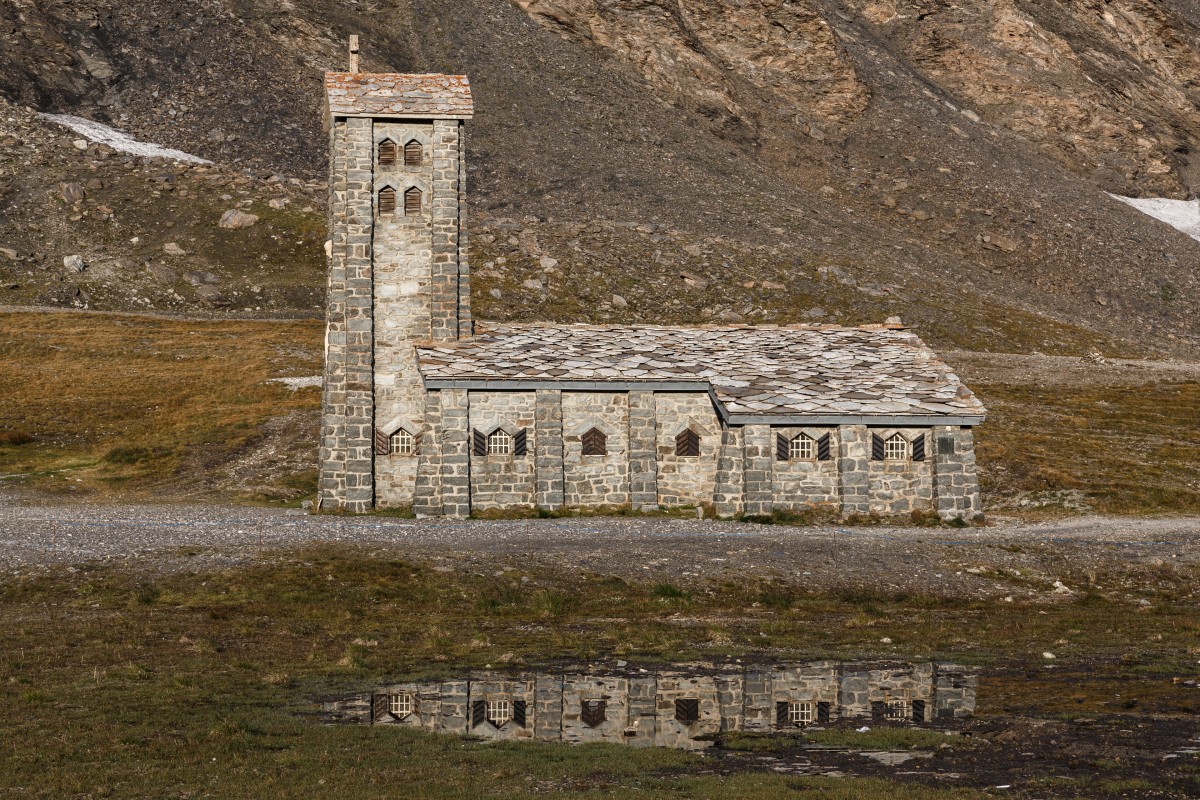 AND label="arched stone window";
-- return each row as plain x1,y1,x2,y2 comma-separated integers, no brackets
789,434,815,461
378,139,398,166
675,428,700,457
581,427,607,456
884,433,909,461
486,698,510,727
487,429,511,456
404,139,423,167
389,428,415,455
404,186,422,216
378,186,397,215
